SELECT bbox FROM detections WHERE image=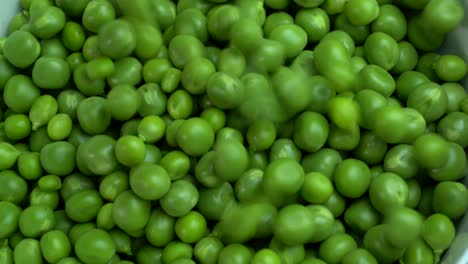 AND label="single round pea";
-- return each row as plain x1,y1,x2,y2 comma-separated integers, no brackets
160,180,199,217
77,96,111,135
263,12,294,38
371,4,407,41
213,139,249,182
136,83,167,117
107,57,142,88
269,24,308,59
421,214,456,252
413,133,449,169
200,108,226,133
352,131,387,165
341,248,378,264
0,142,19,170
162,241,193,264
65,189,103,222
40,230,71,263
392,41,418,74
113,190,151,233
14,239,43,264
301,172,333,204
99,170,129,202
432,181,468,220
61,21,86,52
206,72,244,110
437,112,468,148
136,115,166,144
114,135,146,167
169,34,205,69
295,8,330,43
40,141,76,176
132,19,163,61
110,228,132,255
3,74,41,114
0,201,21,239
75,228,116,264
98,19,136,59
57,90,85,120
175,211,207,244
82,0,116,33
369,172,408,214
47,113,72,140
442,83,467,113
145,209,175,247
194,151,222,188
60,173,95,202
38,175,62,192
229,18,263,54
383,144,420,180
19,205,56,238
344,0,379,26
206,4,240,41
344,198,380,235
30,6,66,39
176,118,215,157
318,233,357,264
17,151,42,180
358,64,395,97
434,54,467,82
76,135,117,176
334,14,371,44
73,63,106,96
4,114,31,141
246,120,276,152
293,111,329,152
3,30,41,68
364,32,399,70
274,204,315,246
402,239,434,264
420,0,464,34
328,96,360,130
167,89,194,120
334,159,372,198
217,243,253,264
130,163,171,200
407,82,448,122
395,71,430,101
263,158,304,202
384,207,424,248
270,138,302,163
217,46,246,77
